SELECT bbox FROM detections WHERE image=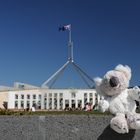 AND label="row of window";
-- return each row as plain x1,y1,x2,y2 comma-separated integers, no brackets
44,93,63,98
14,99,62,109
15,93,64,100
15,92,96,100
84,93,96,98
15,100,41,109
14,99,84,109
15,94,41,100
